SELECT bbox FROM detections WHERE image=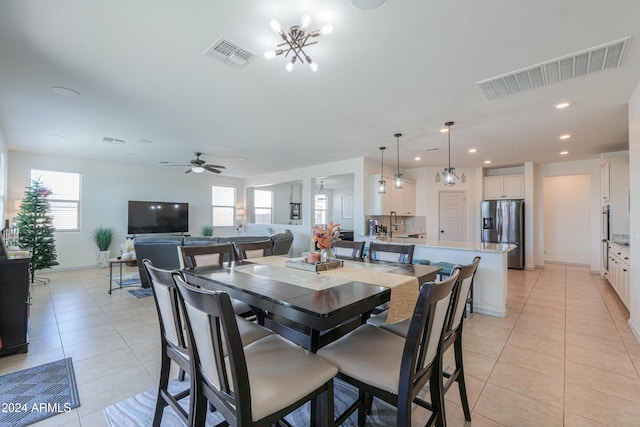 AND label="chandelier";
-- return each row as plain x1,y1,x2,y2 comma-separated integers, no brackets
264,15,333,72
442,121,459,186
